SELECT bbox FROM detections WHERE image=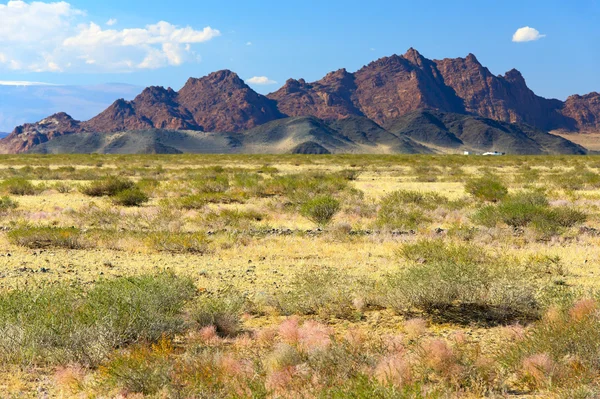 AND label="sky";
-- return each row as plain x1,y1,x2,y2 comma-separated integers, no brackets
0,0,598,100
